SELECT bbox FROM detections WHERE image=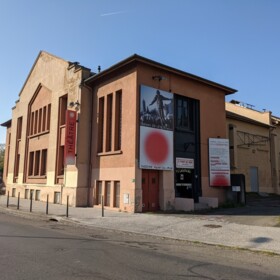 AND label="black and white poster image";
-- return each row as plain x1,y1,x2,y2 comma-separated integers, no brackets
140,85,173,131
